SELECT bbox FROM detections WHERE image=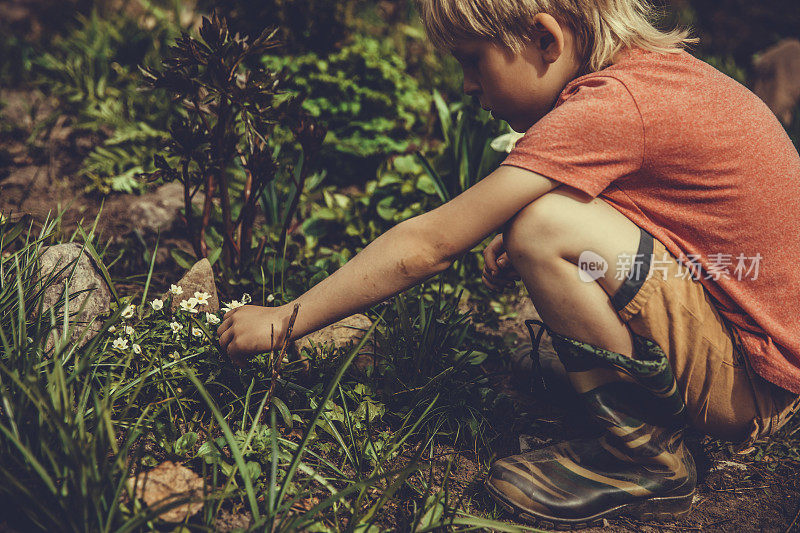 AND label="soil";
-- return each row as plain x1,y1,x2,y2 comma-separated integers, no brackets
2,73,799,533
